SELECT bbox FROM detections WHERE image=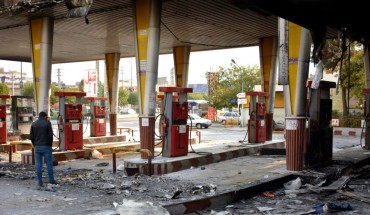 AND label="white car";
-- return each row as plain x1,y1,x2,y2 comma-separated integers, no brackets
187,113,212,129
120,108,136,114
218,112,241,125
